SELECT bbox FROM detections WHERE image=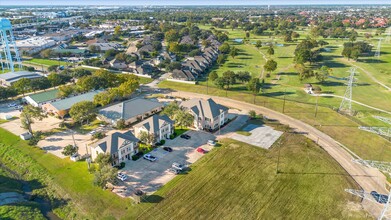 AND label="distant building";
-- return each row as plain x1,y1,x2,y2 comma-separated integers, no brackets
0,71,43,87
180,98,228,131
134,115,174,144
42,90,101,117
98,98,164,125
16,37,56,55
90,131,139,166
